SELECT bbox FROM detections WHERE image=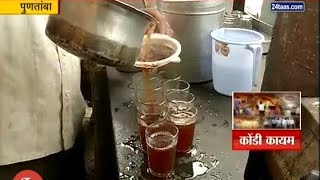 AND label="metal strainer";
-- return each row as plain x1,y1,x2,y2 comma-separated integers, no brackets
134,33,182,69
